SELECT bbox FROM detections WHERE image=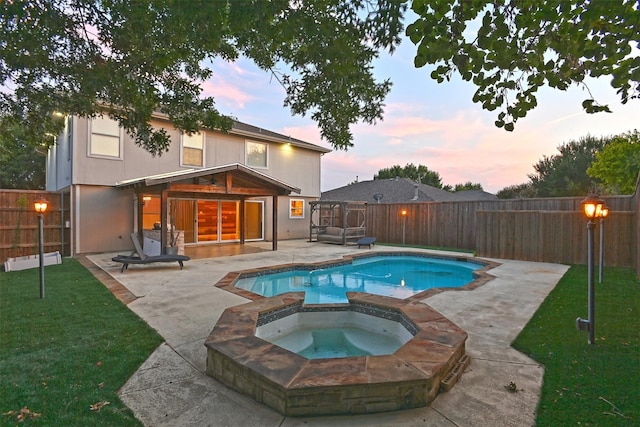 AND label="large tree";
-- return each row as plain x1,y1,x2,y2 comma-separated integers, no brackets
528,134,610,197
587,130,640,195
0,0,405,155
408,1,639,131
1,0,638,158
